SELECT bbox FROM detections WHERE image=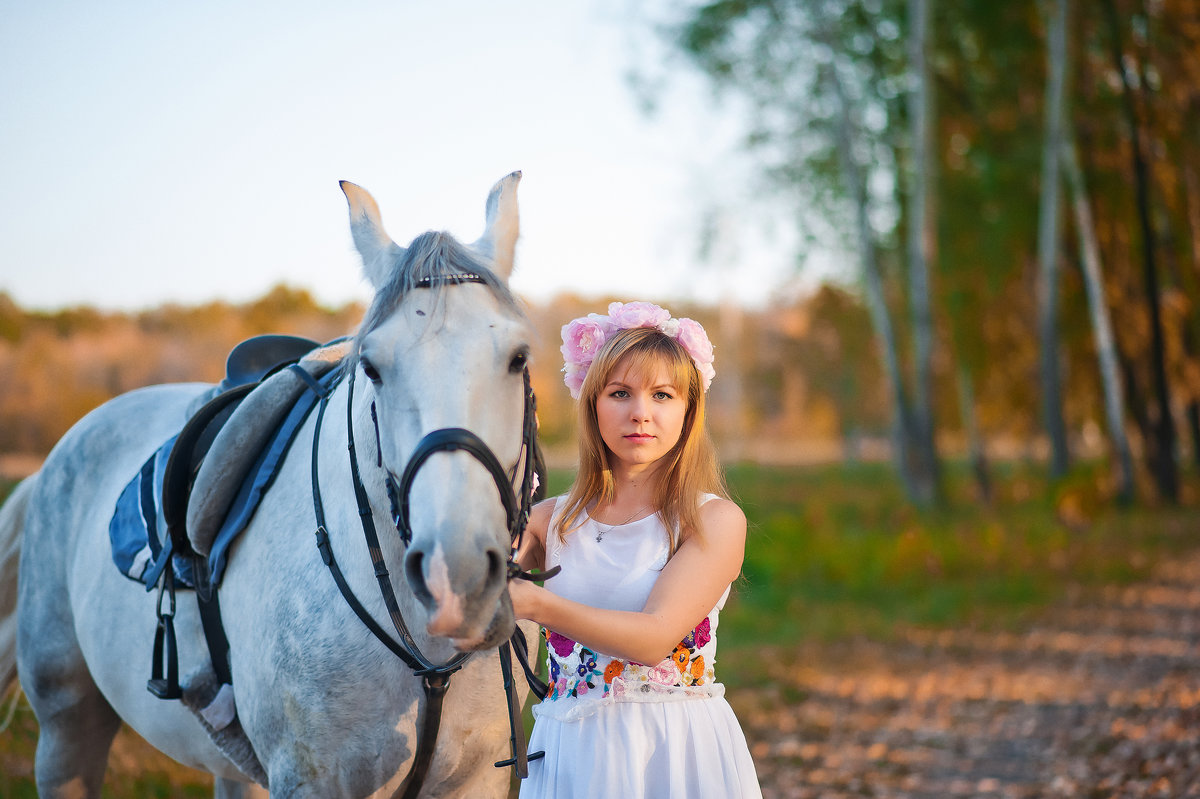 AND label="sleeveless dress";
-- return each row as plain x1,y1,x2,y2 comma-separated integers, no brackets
519,495,762,799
